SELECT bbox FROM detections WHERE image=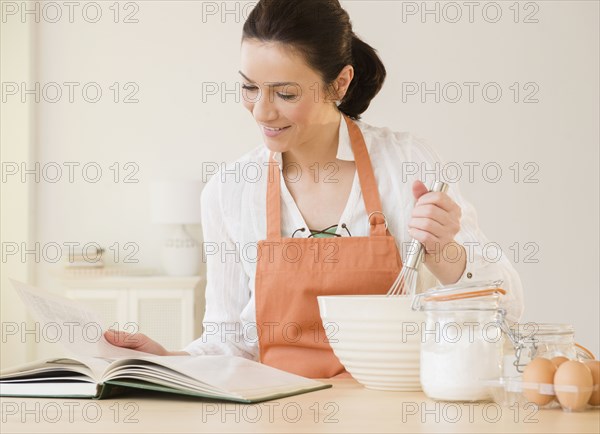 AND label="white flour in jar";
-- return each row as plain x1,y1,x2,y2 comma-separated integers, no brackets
420,322,503,401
